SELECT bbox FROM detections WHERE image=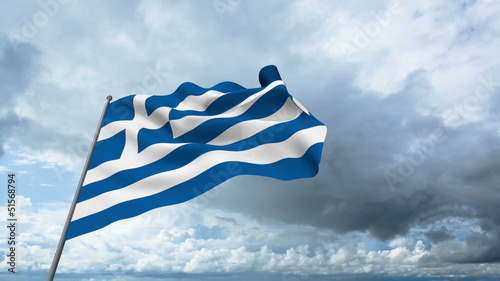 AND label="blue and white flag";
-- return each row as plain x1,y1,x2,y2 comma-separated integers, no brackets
66,65,327,240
